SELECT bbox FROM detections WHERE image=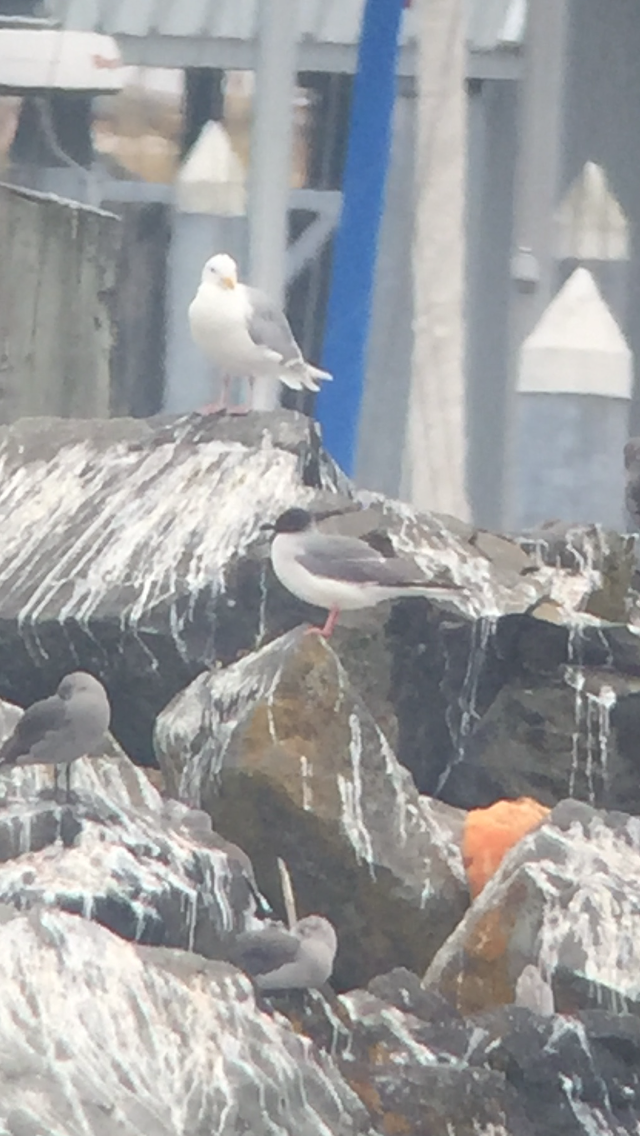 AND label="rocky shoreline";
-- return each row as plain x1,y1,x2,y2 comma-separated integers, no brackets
0,410,638,1134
